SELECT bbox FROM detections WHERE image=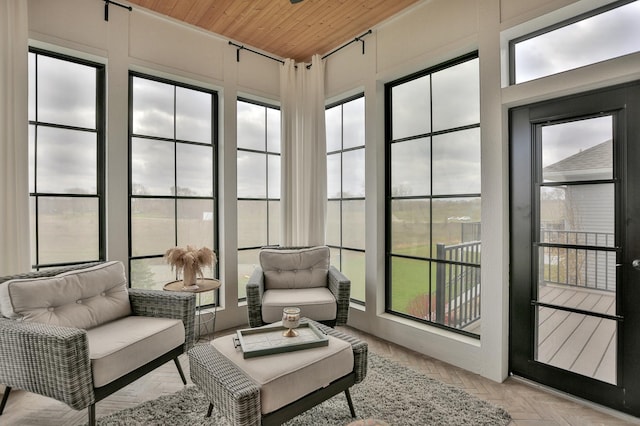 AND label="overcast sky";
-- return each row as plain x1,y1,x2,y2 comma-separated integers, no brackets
29,2,637,197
